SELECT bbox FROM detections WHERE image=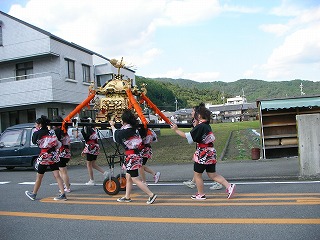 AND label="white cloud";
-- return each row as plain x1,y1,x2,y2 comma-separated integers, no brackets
261,4,320,36
260,4,320,80
158,0,220,26
124,48,163,71
259,24,290,36
270,0,302,17
8,0,164,55
243,70,254,78
263,23,320,79
7,0,222,70
222,4,261,14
